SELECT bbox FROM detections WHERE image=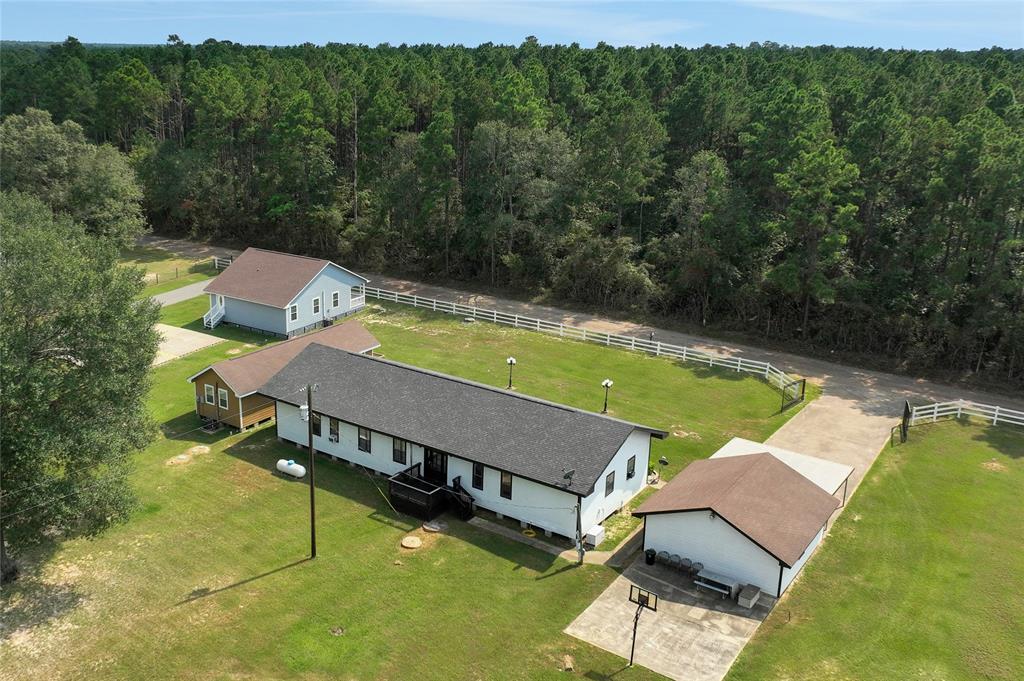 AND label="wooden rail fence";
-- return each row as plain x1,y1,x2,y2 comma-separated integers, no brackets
360,286,802,397
909,399,1024,428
